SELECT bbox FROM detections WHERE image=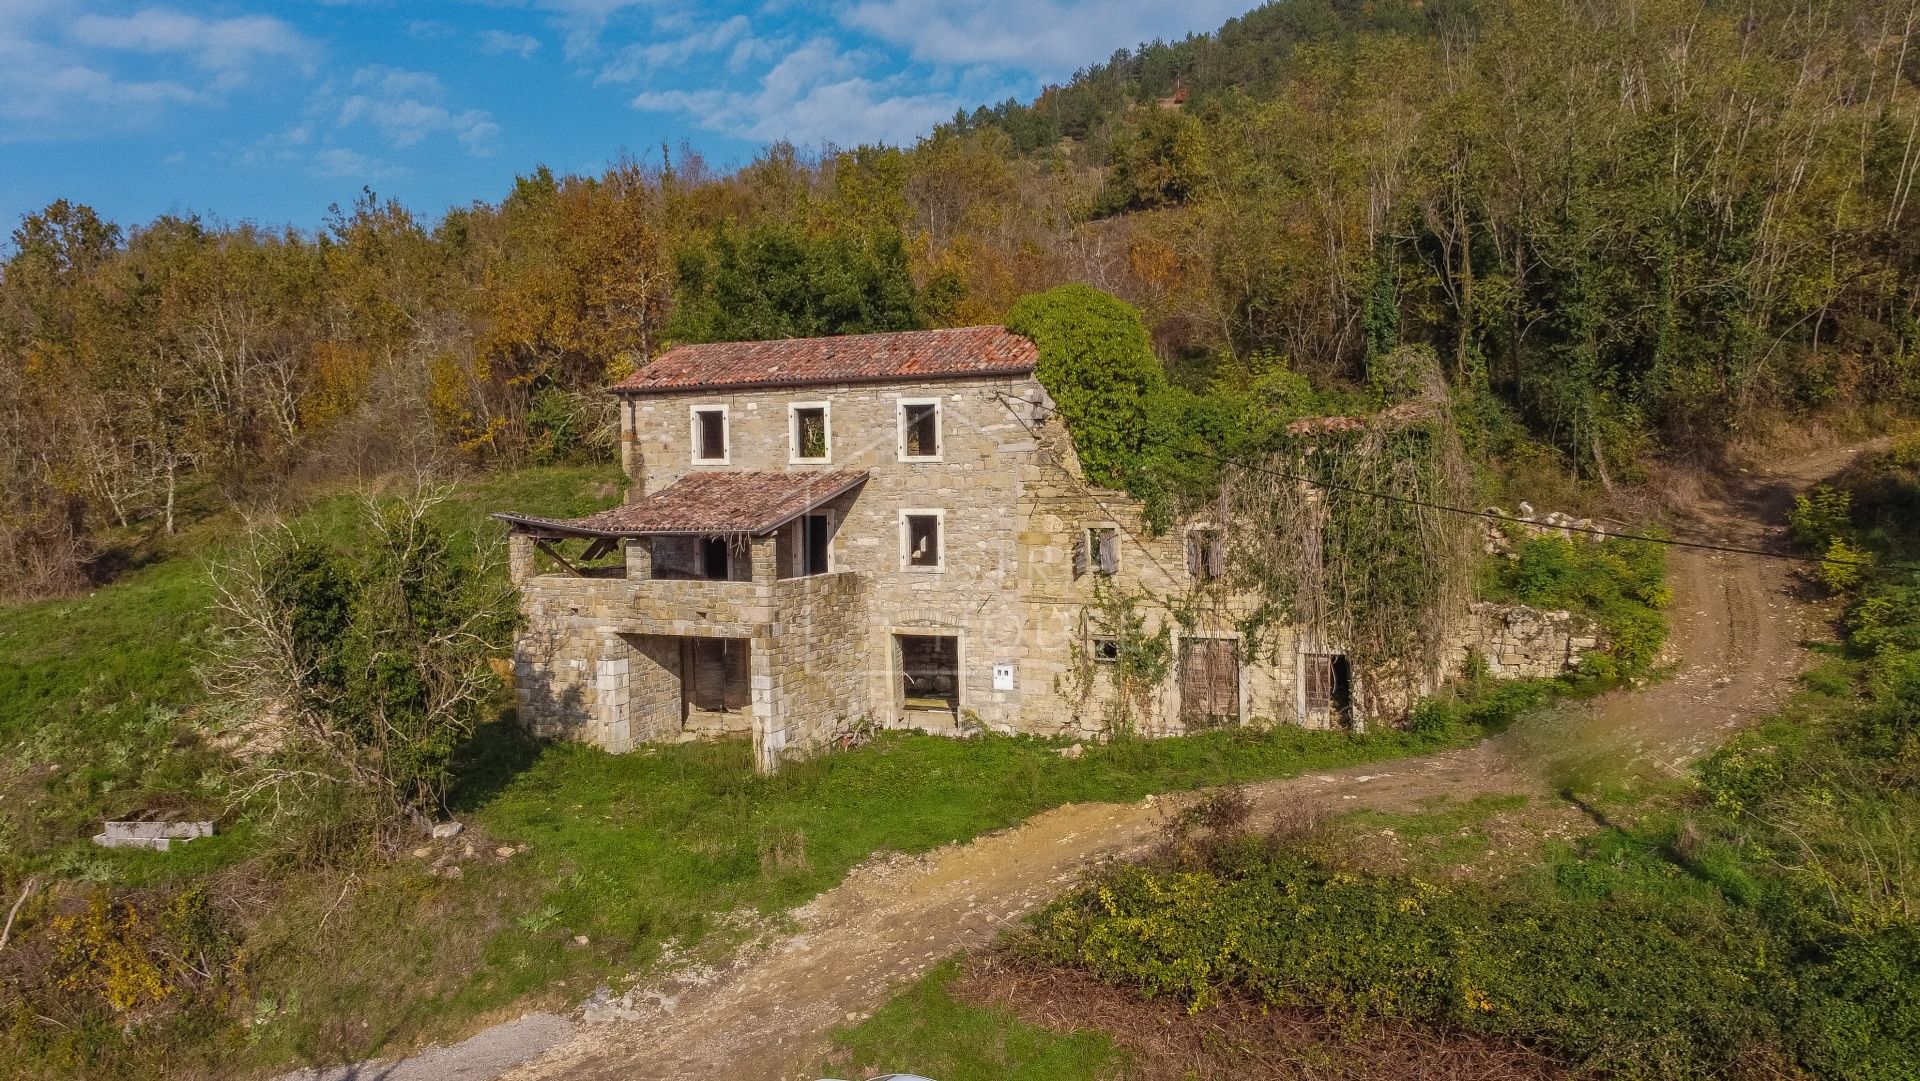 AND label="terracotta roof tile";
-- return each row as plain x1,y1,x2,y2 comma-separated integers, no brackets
612,326,1036,395
494,470,868,537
